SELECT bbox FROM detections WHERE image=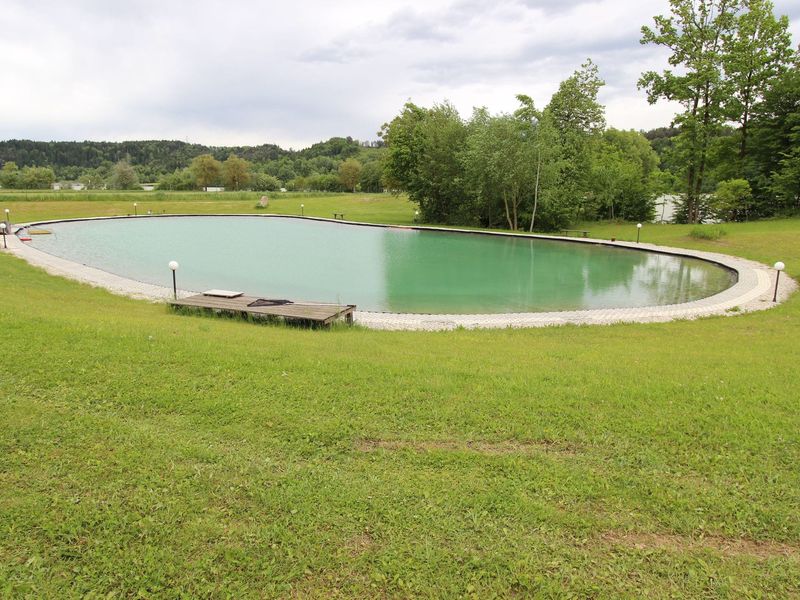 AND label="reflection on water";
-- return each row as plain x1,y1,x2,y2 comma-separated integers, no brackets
31,217,736,314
